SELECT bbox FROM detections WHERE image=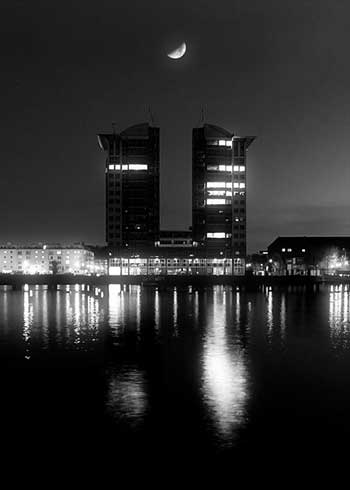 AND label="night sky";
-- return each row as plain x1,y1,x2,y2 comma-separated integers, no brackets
2,0,350,252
